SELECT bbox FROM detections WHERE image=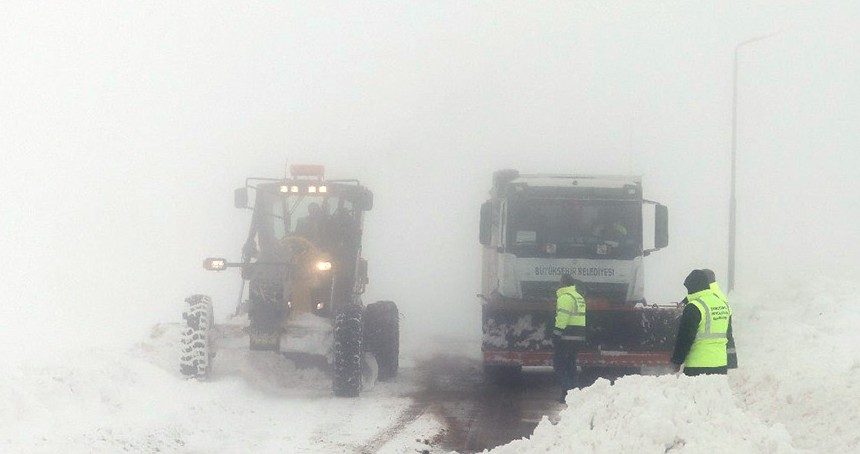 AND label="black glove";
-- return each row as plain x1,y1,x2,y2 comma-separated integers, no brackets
552,329,562,347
